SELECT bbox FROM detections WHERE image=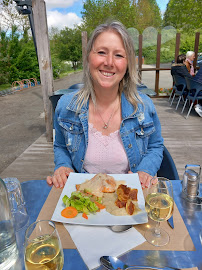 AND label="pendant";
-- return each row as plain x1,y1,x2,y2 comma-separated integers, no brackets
103,124,108,129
